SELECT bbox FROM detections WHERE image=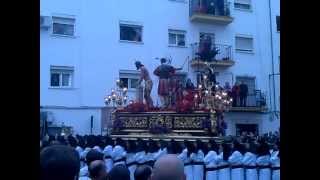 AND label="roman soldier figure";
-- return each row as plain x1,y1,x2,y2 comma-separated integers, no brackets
153,58,181,108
